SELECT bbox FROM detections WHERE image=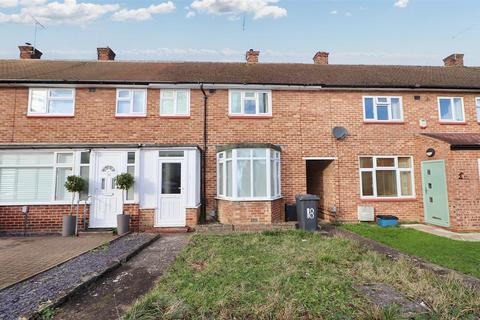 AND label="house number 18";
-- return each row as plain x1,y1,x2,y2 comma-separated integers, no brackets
306,208,315,219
